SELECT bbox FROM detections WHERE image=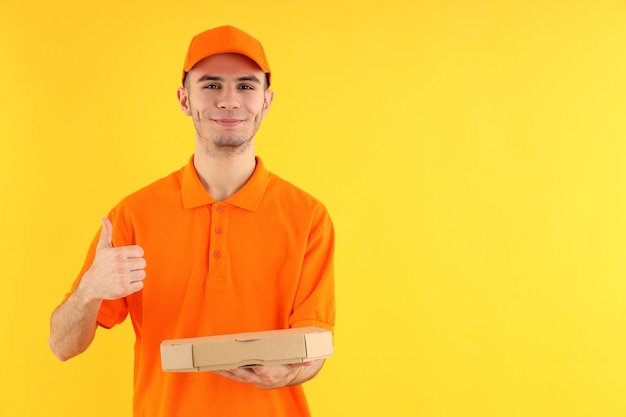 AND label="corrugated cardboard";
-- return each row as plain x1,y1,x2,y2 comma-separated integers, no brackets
160,326,333,372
